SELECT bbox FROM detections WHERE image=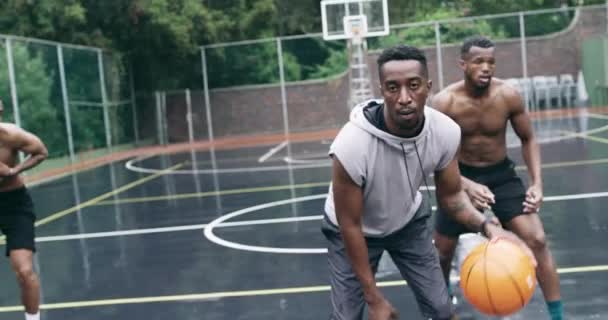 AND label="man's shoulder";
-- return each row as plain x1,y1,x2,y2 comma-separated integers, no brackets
0,122,19,135
431,81,464,111
494,78,522,101
427,107,460,132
